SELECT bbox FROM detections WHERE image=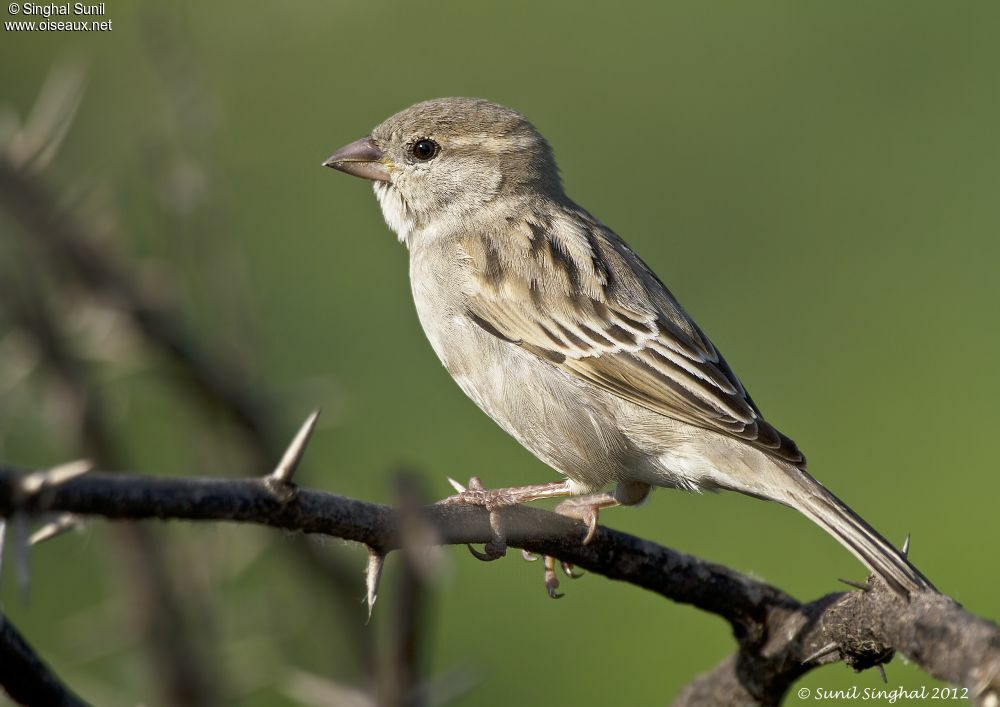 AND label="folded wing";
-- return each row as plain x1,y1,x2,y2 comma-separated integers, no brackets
461,207,804,467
